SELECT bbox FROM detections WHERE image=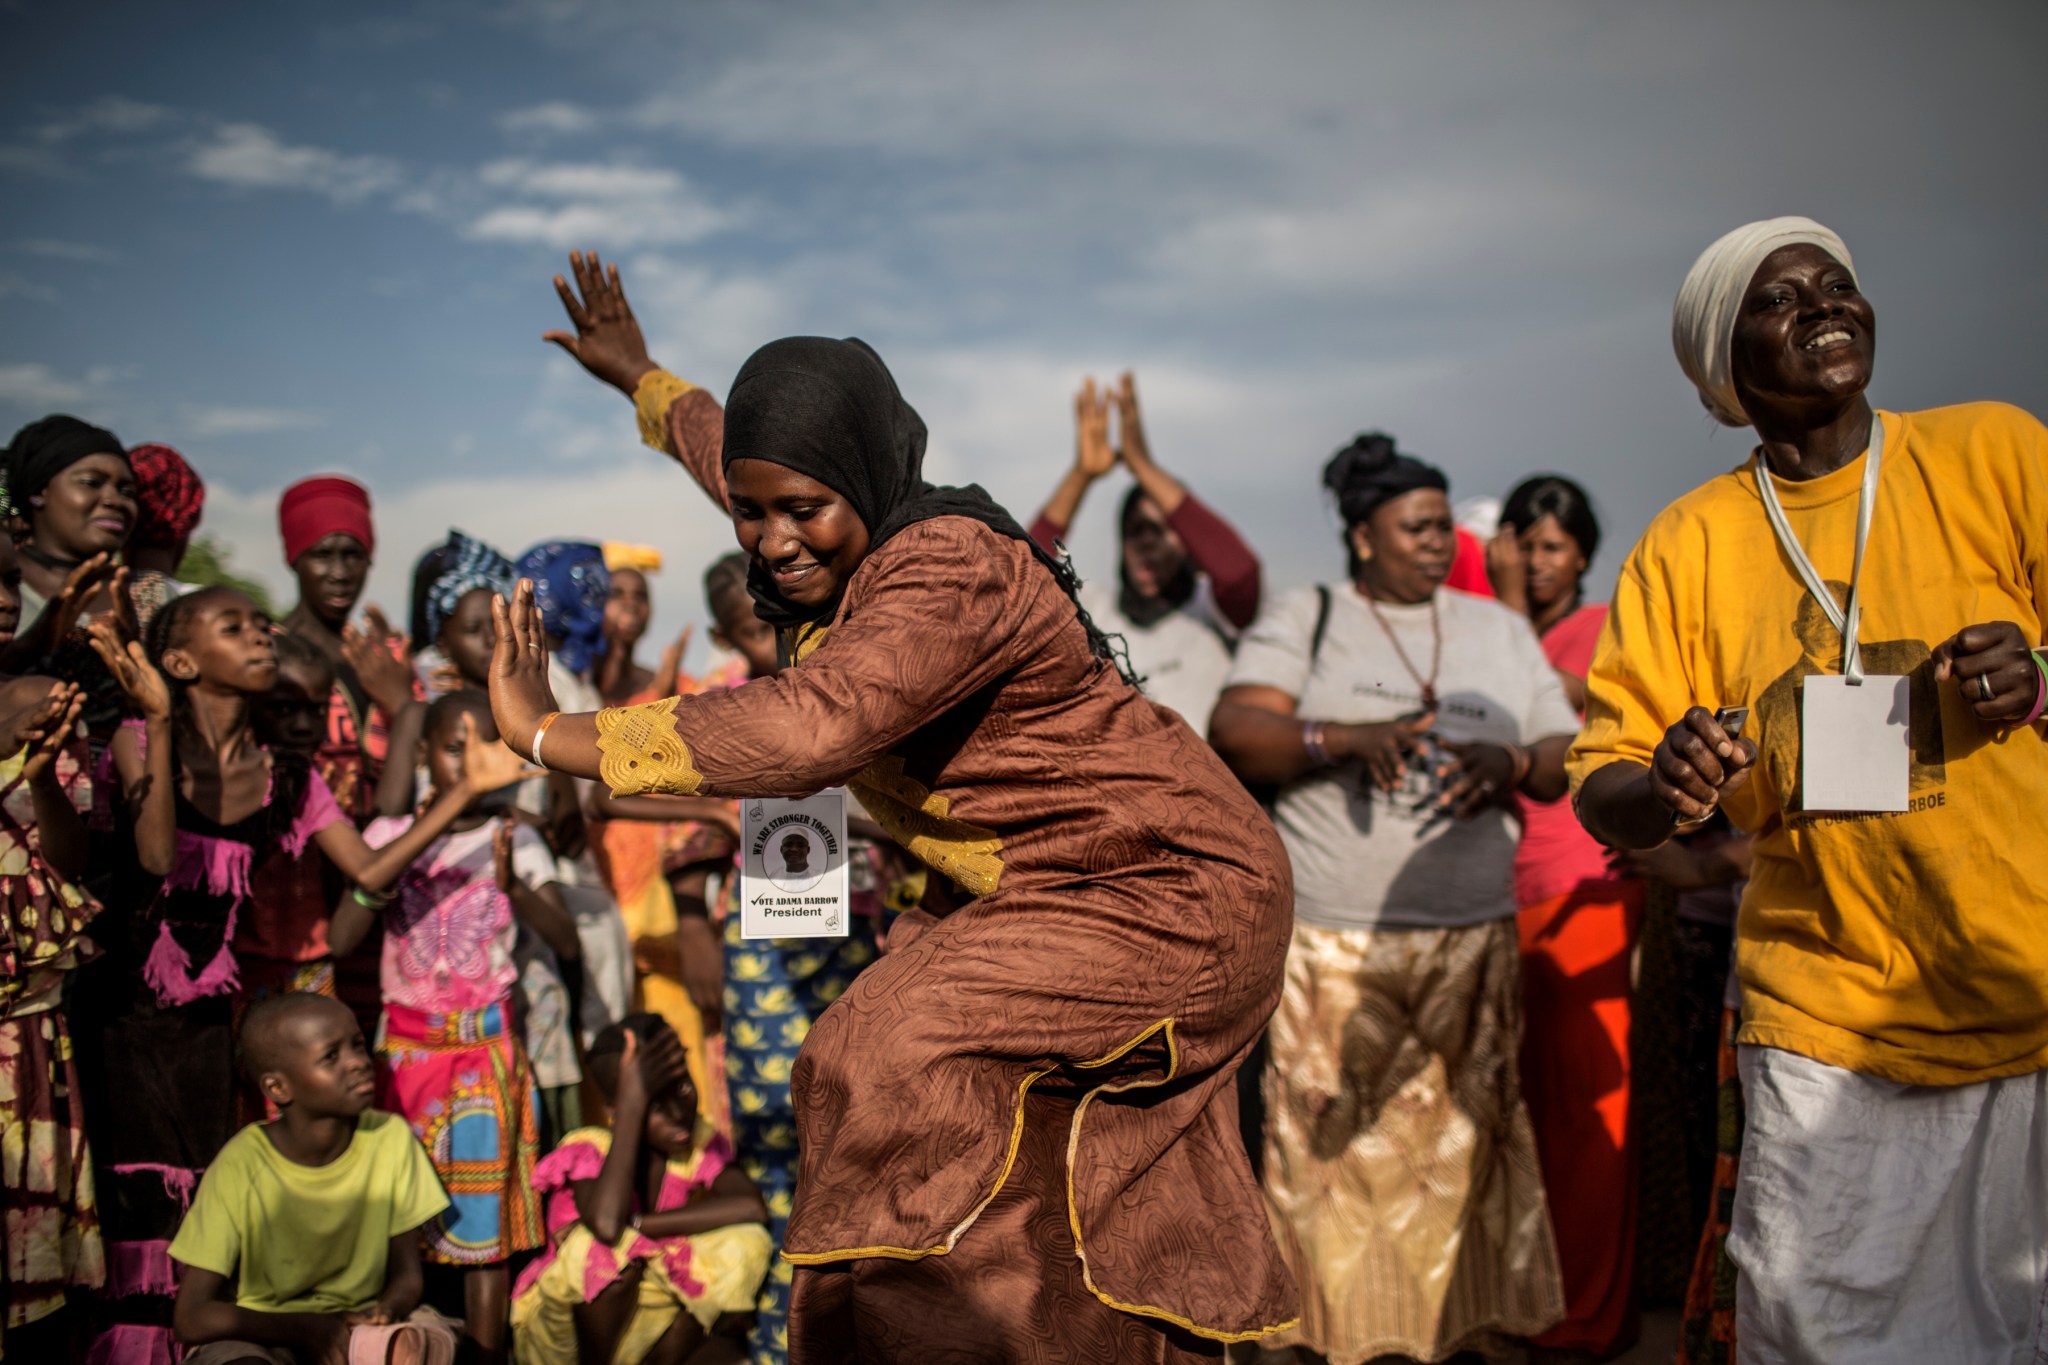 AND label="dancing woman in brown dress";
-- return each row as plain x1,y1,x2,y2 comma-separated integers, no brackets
486,252,1297,1363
